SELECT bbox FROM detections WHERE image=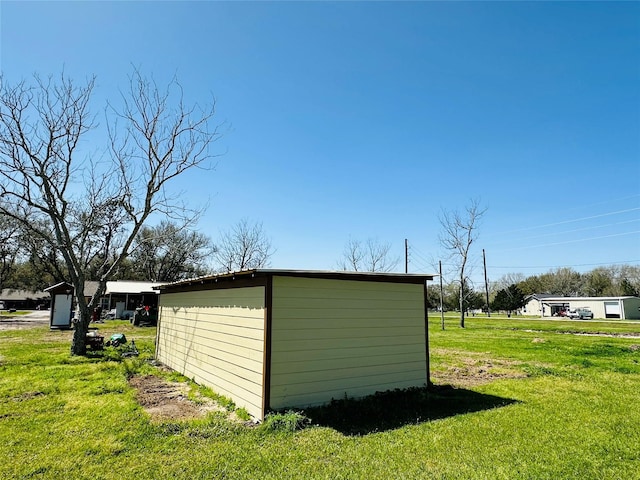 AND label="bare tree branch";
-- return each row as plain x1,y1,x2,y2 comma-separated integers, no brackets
438,198,487,327
213,219,274,273
338,237,399,272
0,70,222,354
